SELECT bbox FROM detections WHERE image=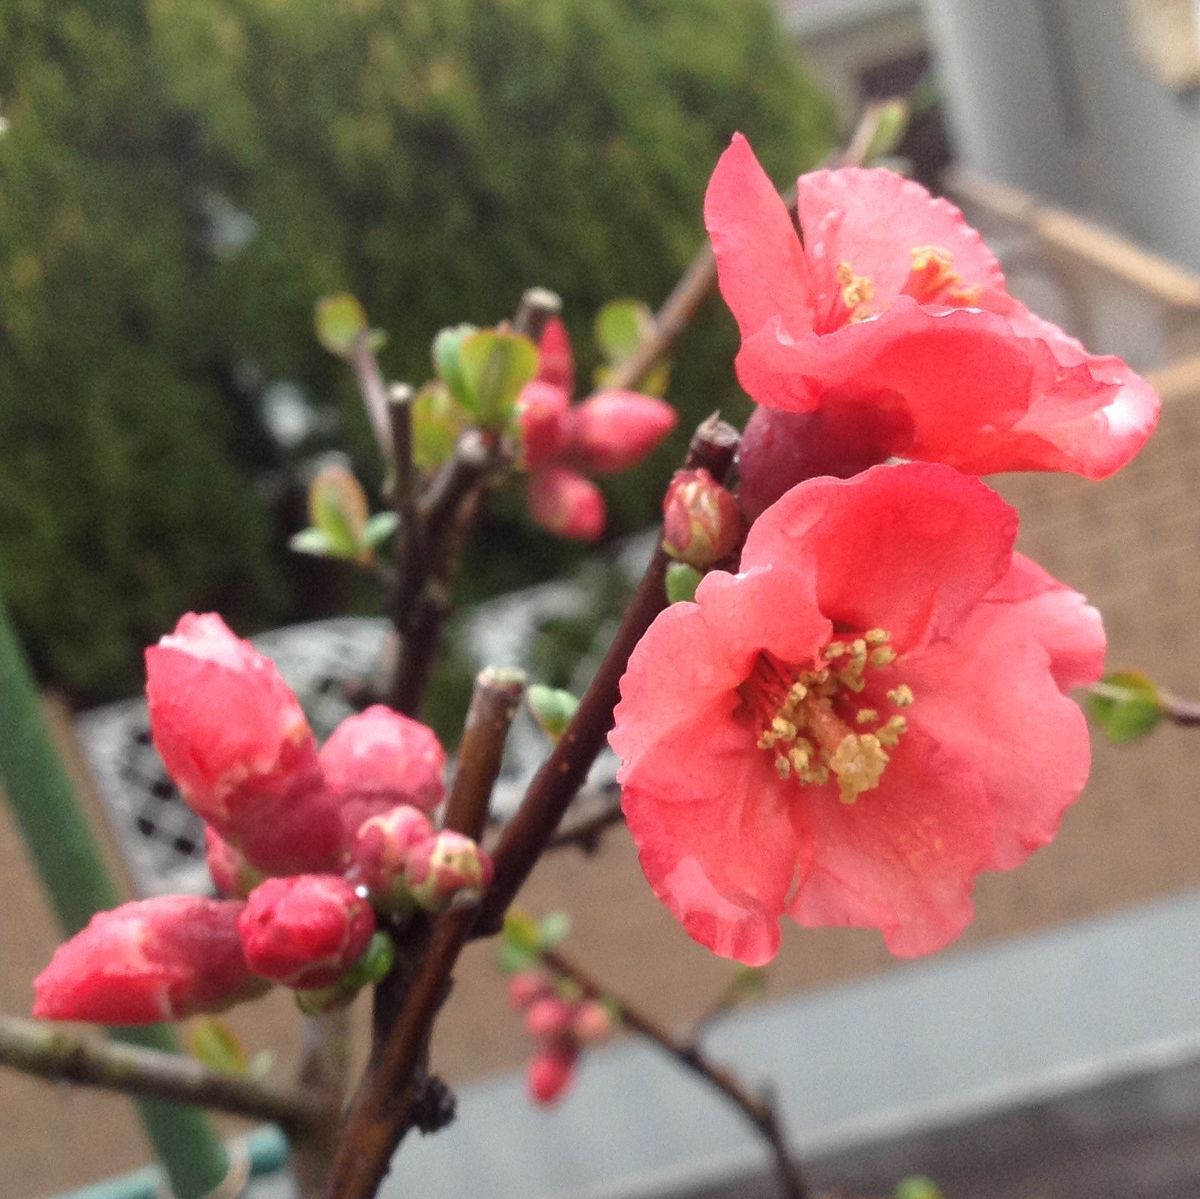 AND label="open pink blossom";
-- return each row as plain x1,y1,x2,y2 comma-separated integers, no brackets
706,134,1159,514
145,613,343,876
517,318,677,540
610,464,1104,962
34,896,263,1024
